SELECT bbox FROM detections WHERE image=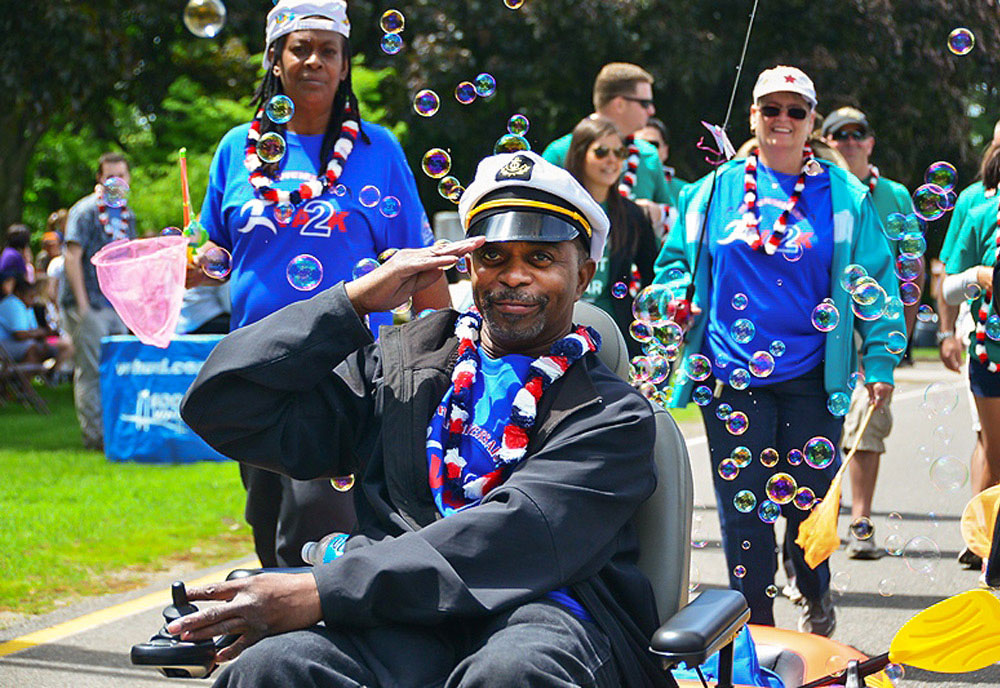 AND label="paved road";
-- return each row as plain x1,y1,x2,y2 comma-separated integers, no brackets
1,361,995,687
